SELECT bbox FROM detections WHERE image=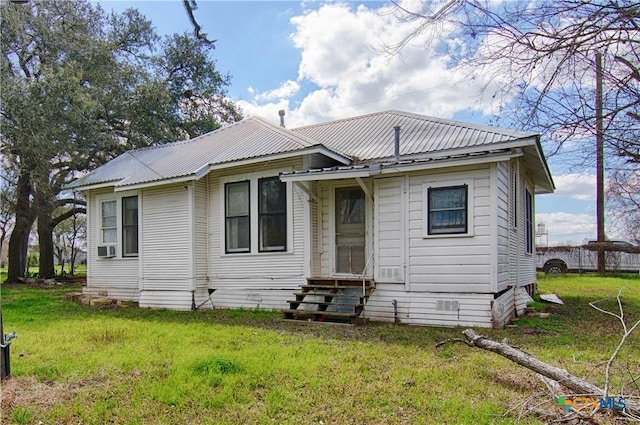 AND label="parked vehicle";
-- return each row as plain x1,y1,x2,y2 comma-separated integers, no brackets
536,242,640,274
